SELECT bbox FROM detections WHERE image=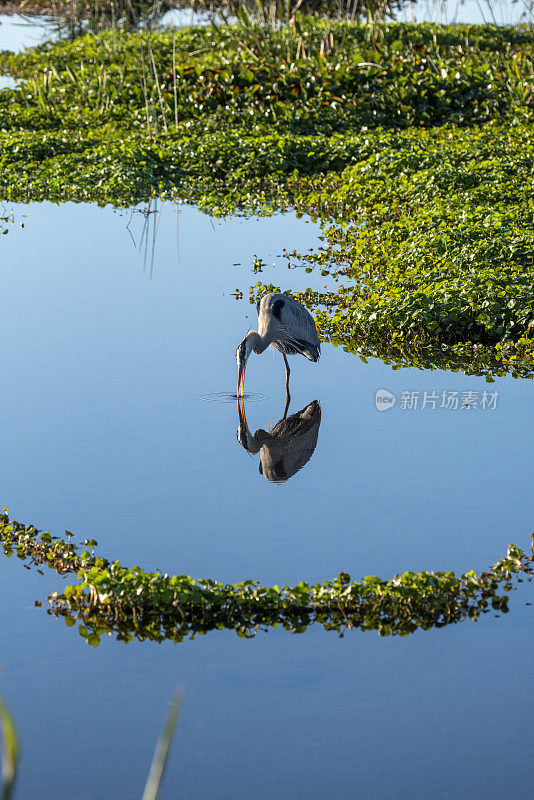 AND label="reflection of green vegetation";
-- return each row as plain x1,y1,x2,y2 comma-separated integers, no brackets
1,512,533,645
254,278,534,379
0,212,14,236
1,21,534,367
19,0,408,39
321,331,534,379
